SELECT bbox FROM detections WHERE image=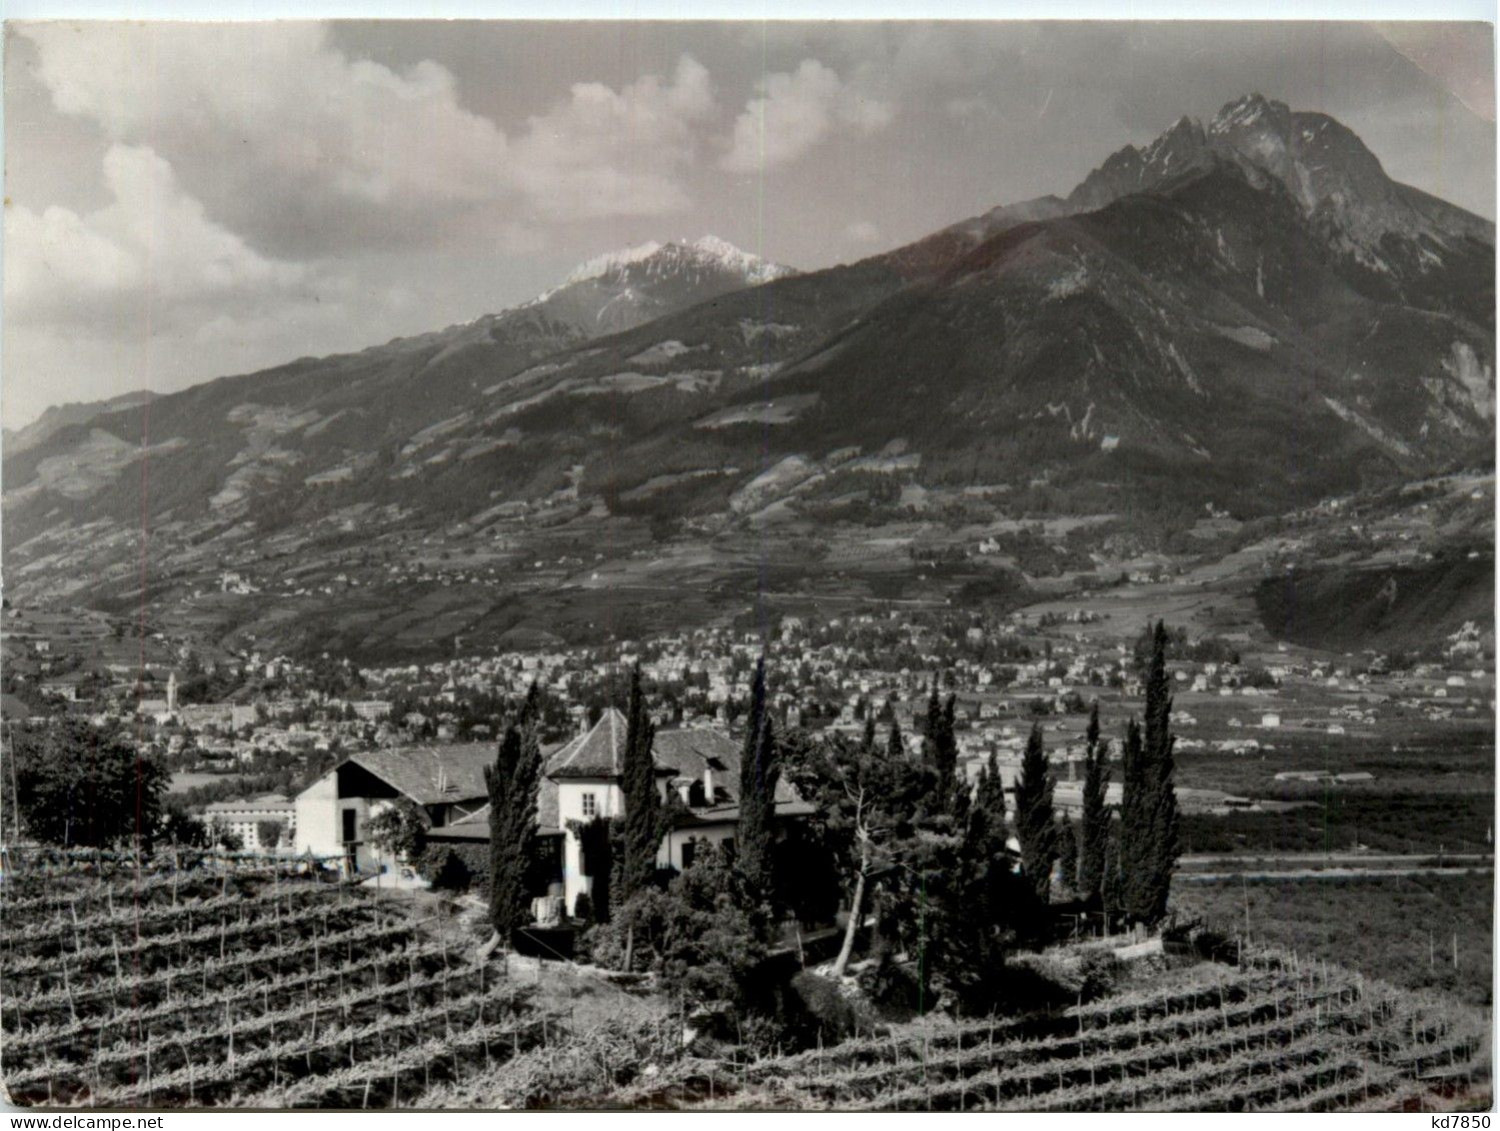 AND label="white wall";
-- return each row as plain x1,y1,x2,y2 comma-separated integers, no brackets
556,779,622,912
293,774,384,871
658,820,735,872
293,773,340,858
